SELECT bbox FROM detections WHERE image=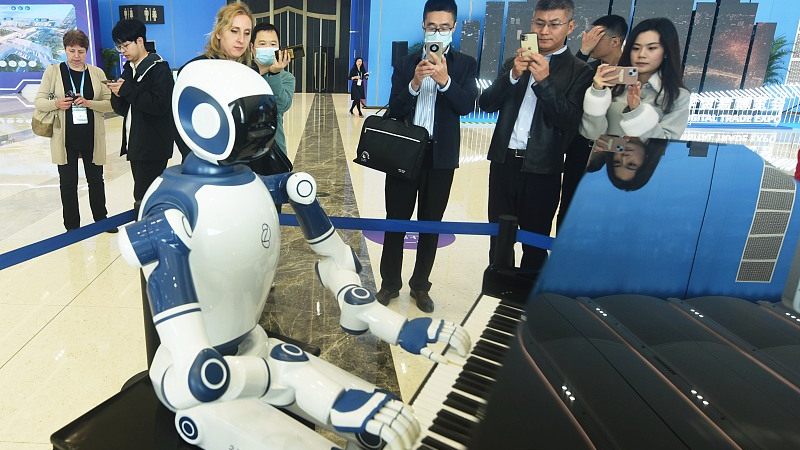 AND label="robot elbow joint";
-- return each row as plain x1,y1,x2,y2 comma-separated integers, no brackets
187,349,230,402
286,173,316,205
